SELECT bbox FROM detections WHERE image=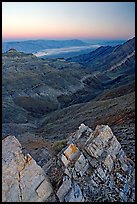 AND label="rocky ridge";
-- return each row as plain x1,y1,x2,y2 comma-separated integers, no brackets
2,124,135,202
